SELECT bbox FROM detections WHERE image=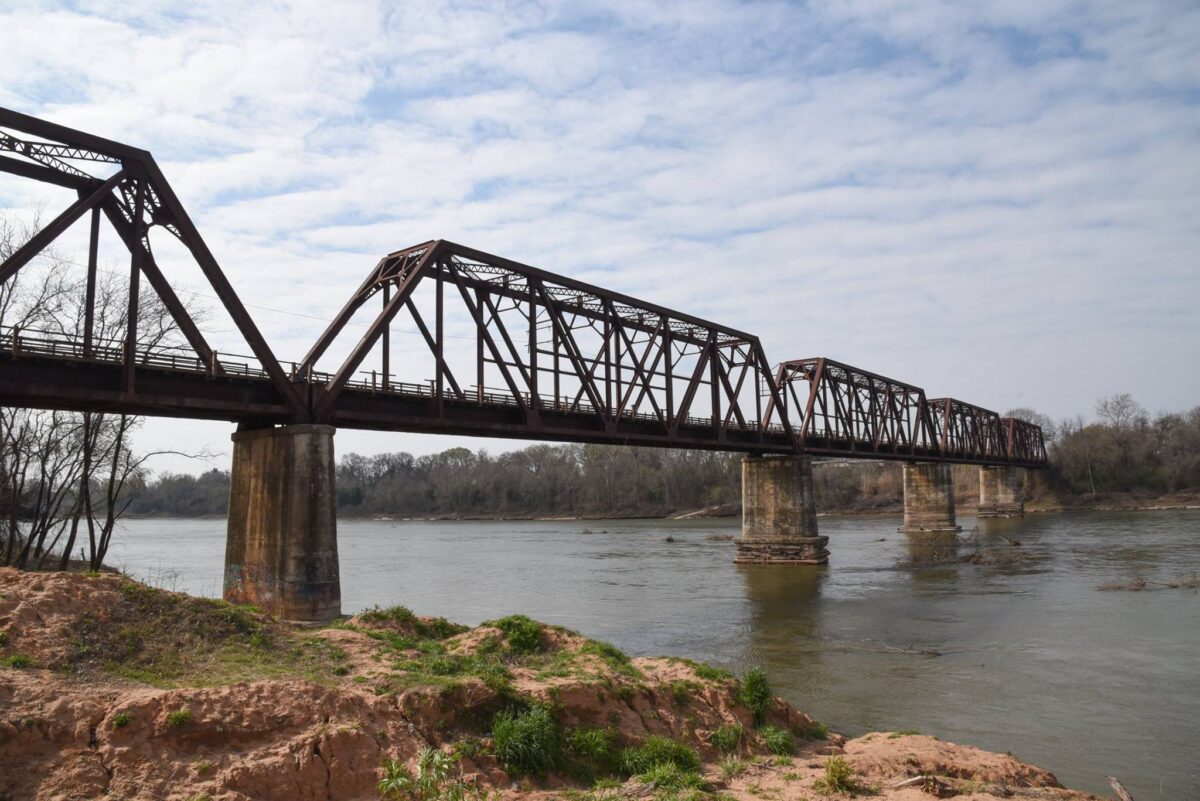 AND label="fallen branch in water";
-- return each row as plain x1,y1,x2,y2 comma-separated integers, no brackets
1098,573,1198,591
1106,775,1135,801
